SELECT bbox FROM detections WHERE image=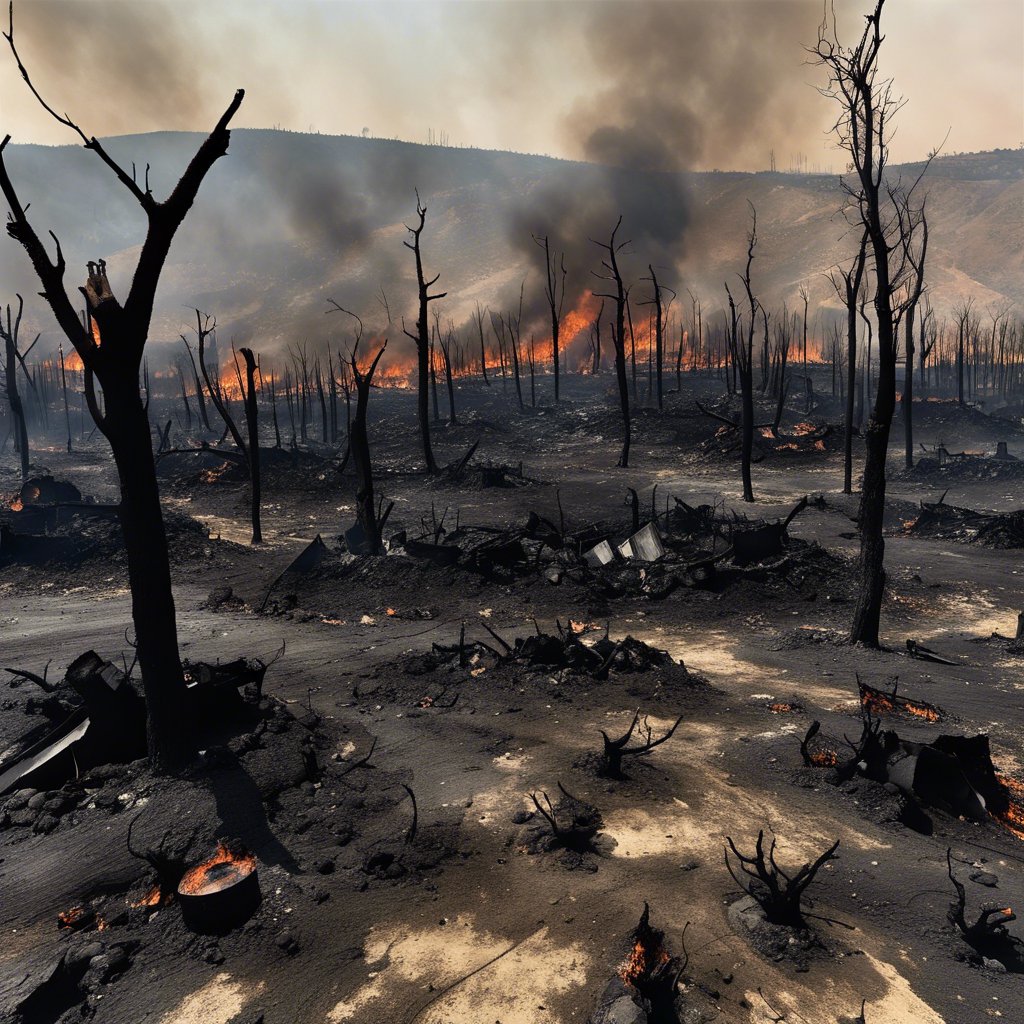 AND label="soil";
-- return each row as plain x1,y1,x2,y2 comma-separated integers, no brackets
2,372,1024,1024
